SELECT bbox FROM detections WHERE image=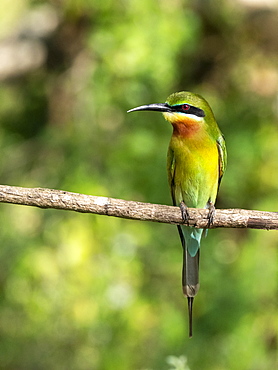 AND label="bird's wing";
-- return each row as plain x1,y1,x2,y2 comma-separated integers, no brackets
167,147,177,206
216,134,227,187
